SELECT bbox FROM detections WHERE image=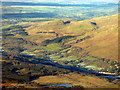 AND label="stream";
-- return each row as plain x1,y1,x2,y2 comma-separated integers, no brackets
44,84,72,88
